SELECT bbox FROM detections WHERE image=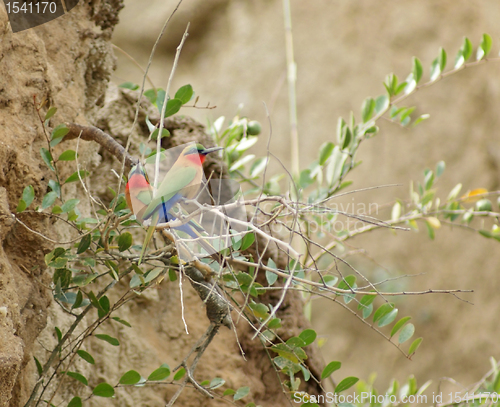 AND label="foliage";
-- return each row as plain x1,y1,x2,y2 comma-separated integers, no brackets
16,33,500,407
